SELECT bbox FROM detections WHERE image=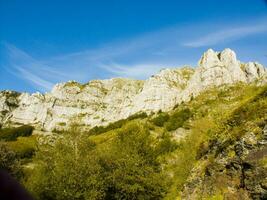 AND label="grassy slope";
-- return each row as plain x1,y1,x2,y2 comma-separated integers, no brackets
88,83,266,199
1,83,266,199
179,84,267,199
